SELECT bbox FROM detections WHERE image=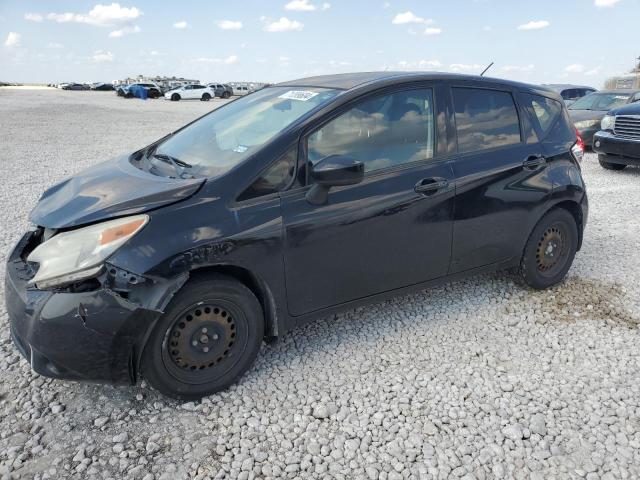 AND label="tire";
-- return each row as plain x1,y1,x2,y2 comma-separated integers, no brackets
201,93,211,101
149,89,160,99
171,93,181,101
125,92,133,99
222,91,231,99
141,274,264,400
519,208,578,290
598,154,626,171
